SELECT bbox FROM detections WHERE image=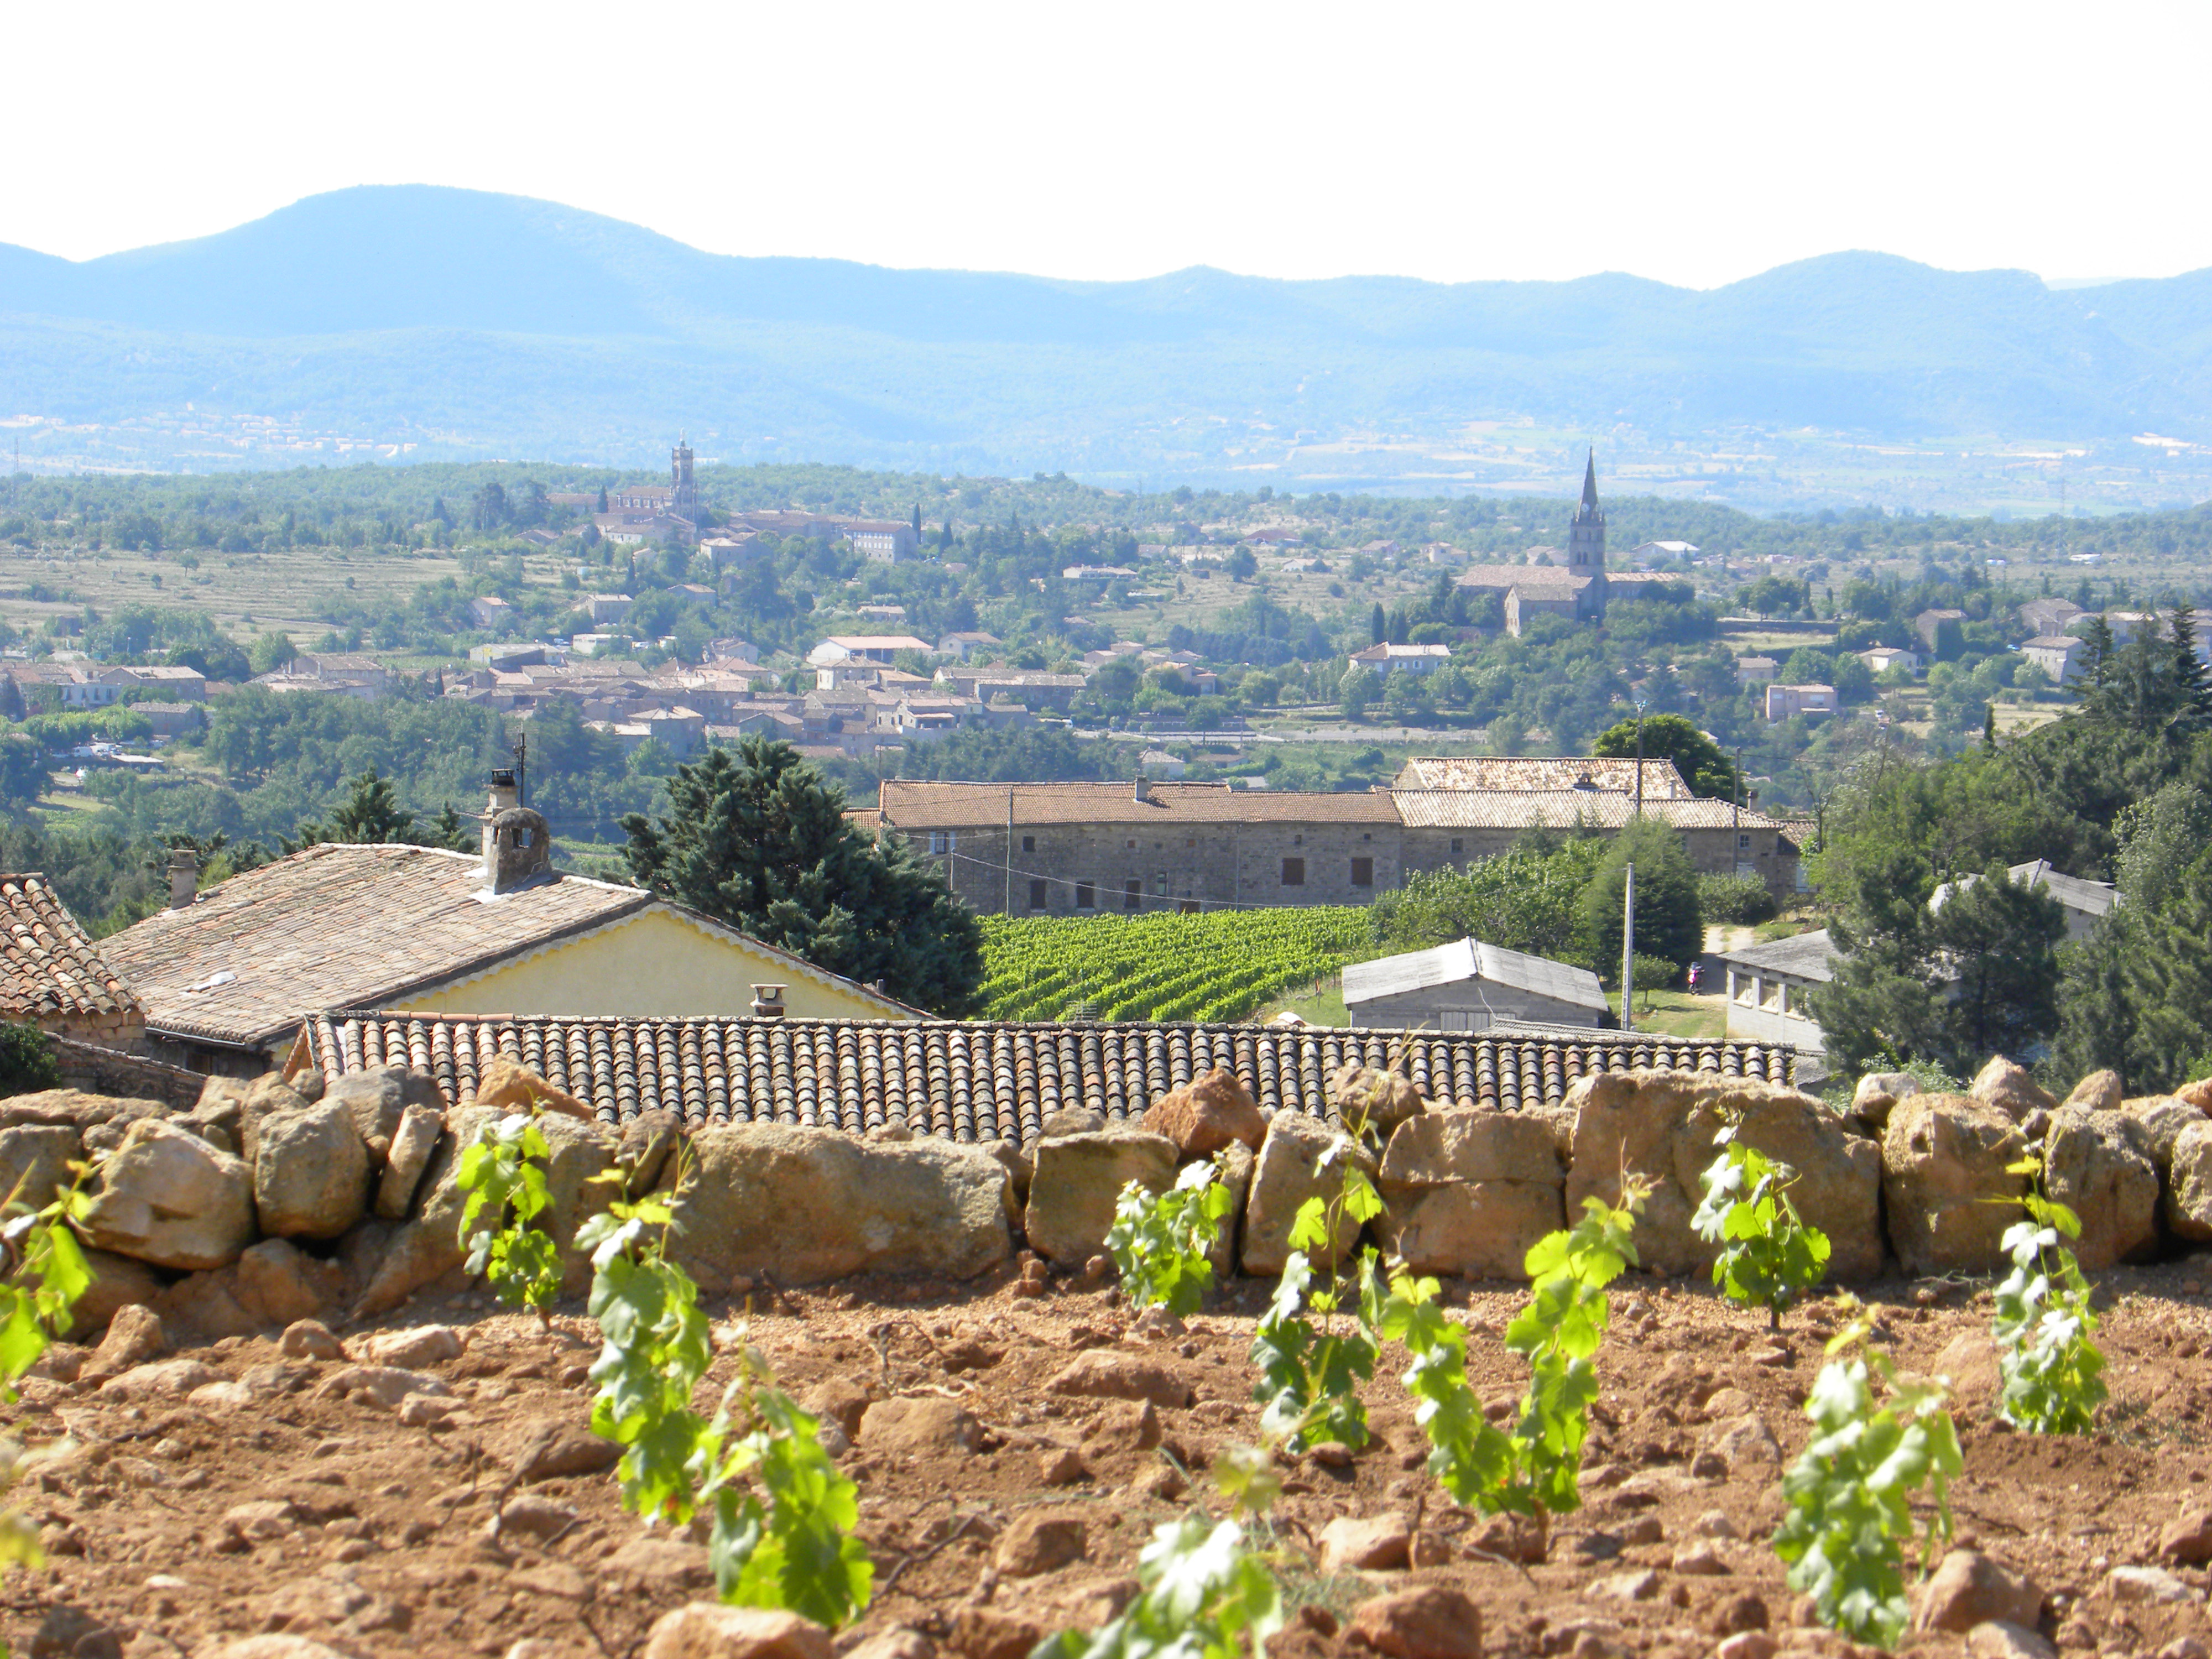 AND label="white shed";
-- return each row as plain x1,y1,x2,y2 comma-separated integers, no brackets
1342,938,1608,1030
